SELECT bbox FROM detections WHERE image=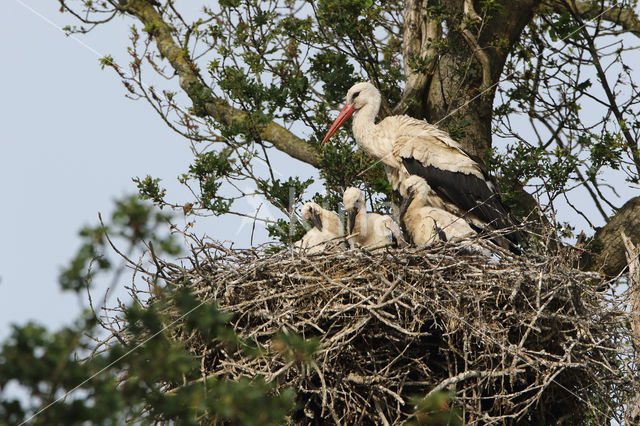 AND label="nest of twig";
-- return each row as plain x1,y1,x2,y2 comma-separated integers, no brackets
148,238,632,424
